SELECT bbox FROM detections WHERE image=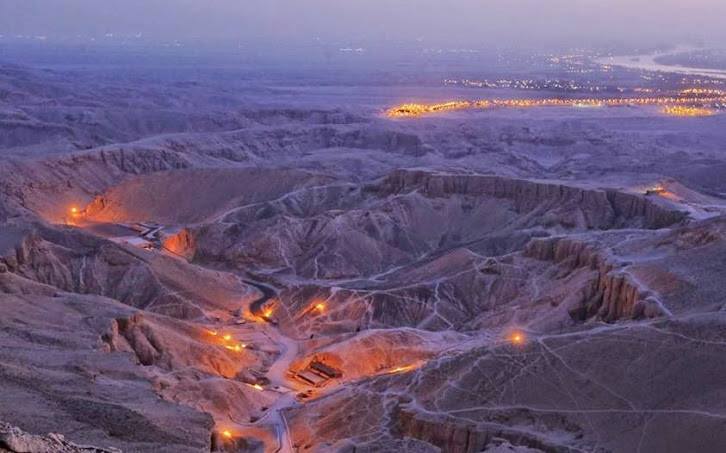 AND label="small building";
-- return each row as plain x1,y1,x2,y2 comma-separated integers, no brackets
293,370,328,387
291,359,343,388
309,360,342,380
